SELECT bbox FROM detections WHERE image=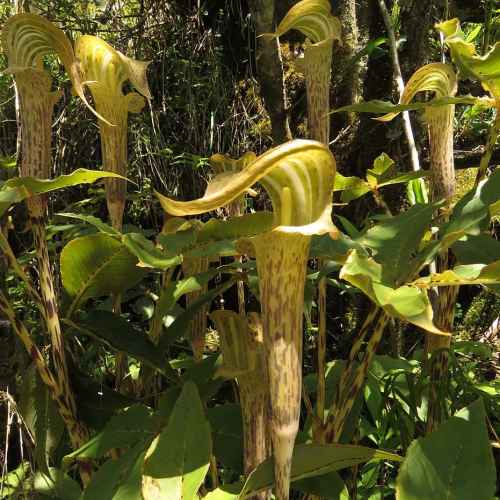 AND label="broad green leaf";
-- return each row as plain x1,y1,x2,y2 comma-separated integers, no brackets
63,405,155,464
143,382,211,500
71,371,135,430
57,212,120,235
197,212,274,243
0,462,30,499
18,364,64,474
81,443,145,500
33,468,81,500
333,173,371,202
411,261,500,288
440,169,500,247
61,233,147,316
207,404,244,472
122,232,182,269
159,276,238,349
205,443,401,500
359,203,437,285
333,95,482,115
437,18,500,99
452,233,500,265
0,169,124,216
366,152,394,186
293,472,346,499
378,171,427,187
340,250,445,334
396,399,496,500
66,311,173,376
